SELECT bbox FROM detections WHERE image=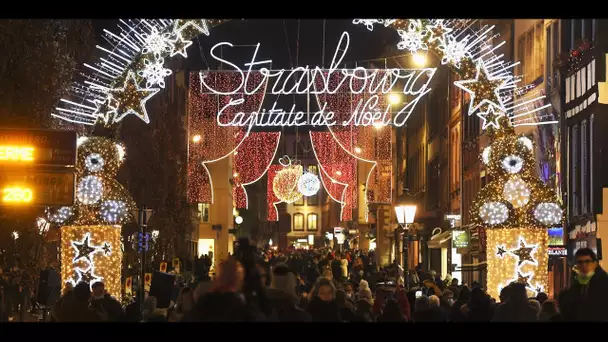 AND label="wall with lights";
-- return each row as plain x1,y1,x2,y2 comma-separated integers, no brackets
61,225,122,298
486,228,548,299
